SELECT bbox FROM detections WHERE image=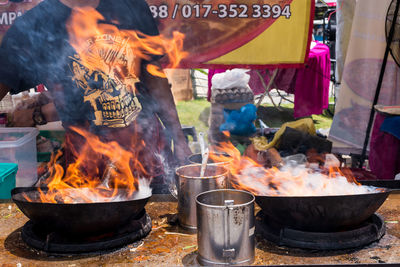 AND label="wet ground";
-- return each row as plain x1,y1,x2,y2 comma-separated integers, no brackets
0,193,399,266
